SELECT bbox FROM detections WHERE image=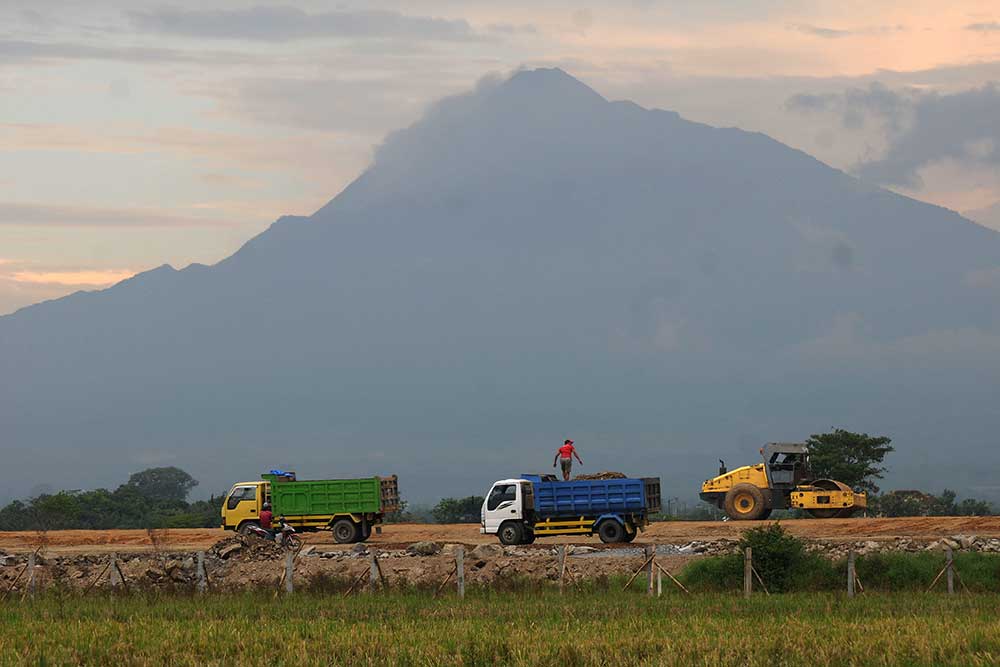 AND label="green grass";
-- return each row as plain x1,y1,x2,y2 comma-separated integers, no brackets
2,590,1000,666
